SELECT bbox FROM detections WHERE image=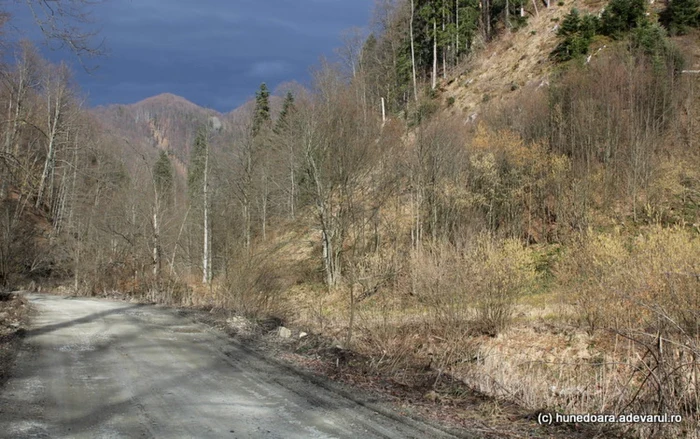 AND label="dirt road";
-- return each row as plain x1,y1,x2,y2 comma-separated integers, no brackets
0,294,457,439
